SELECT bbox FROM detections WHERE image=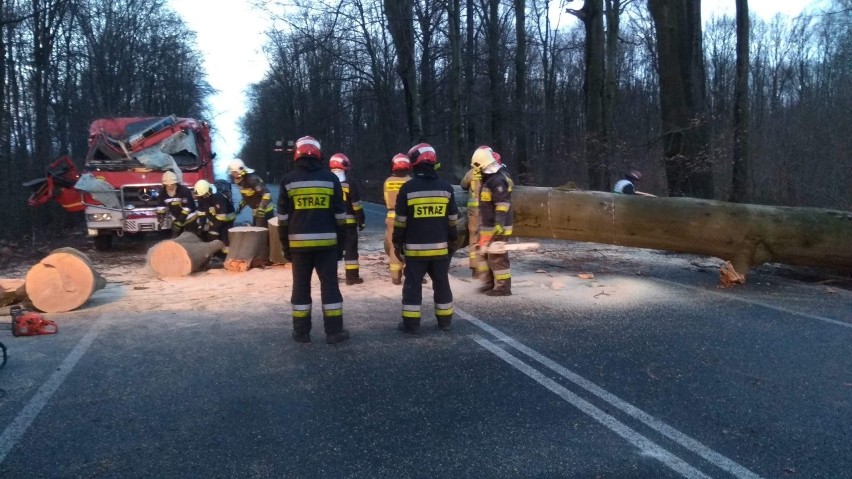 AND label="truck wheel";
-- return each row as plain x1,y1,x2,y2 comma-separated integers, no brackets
93,234,113,251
